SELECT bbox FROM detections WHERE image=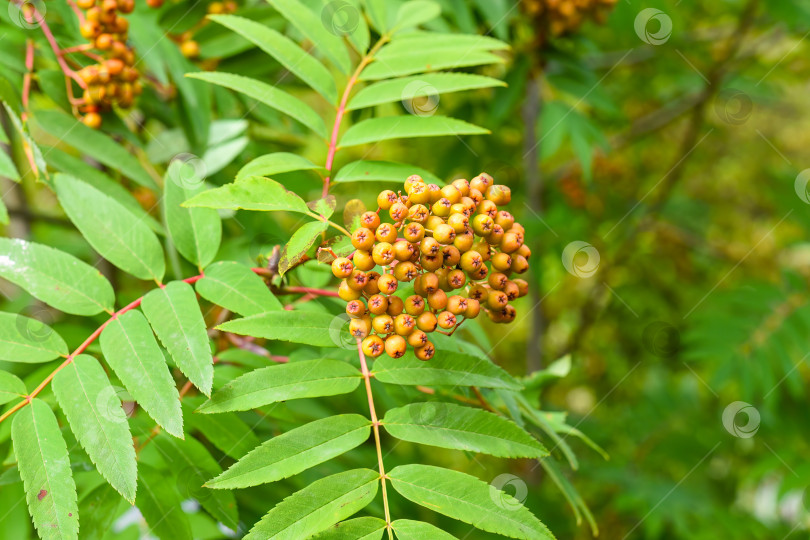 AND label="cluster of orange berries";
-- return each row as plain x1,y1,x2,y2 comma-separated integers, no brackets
76,0,144,128
333,174,530,361
522,0,617,36
175,1,239,60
